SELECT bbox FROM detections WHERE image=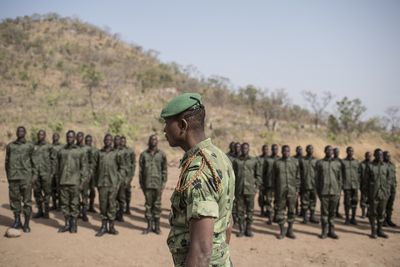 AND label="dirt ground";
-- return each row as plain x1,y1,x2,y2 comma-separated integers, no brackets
0,161,399,267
